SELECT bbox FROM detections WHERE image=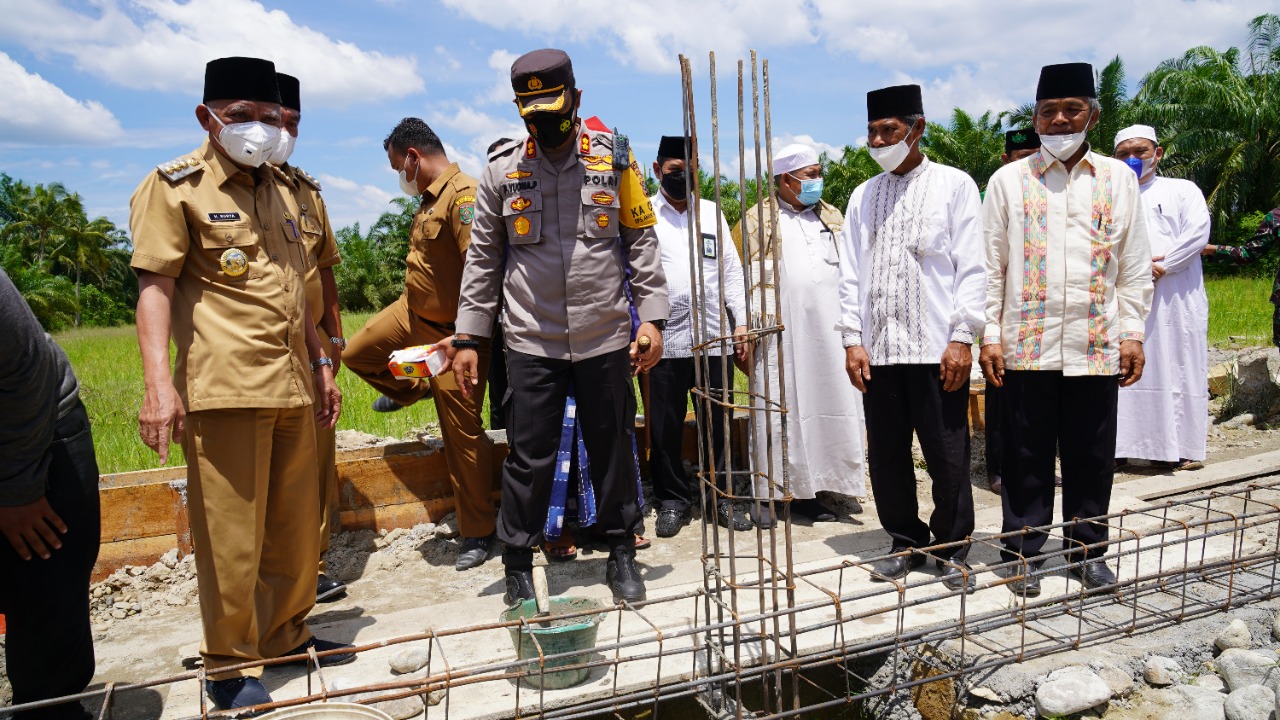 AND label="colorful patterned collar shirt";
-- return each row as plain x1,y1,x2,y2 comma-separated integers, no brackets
981,146,1153,375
